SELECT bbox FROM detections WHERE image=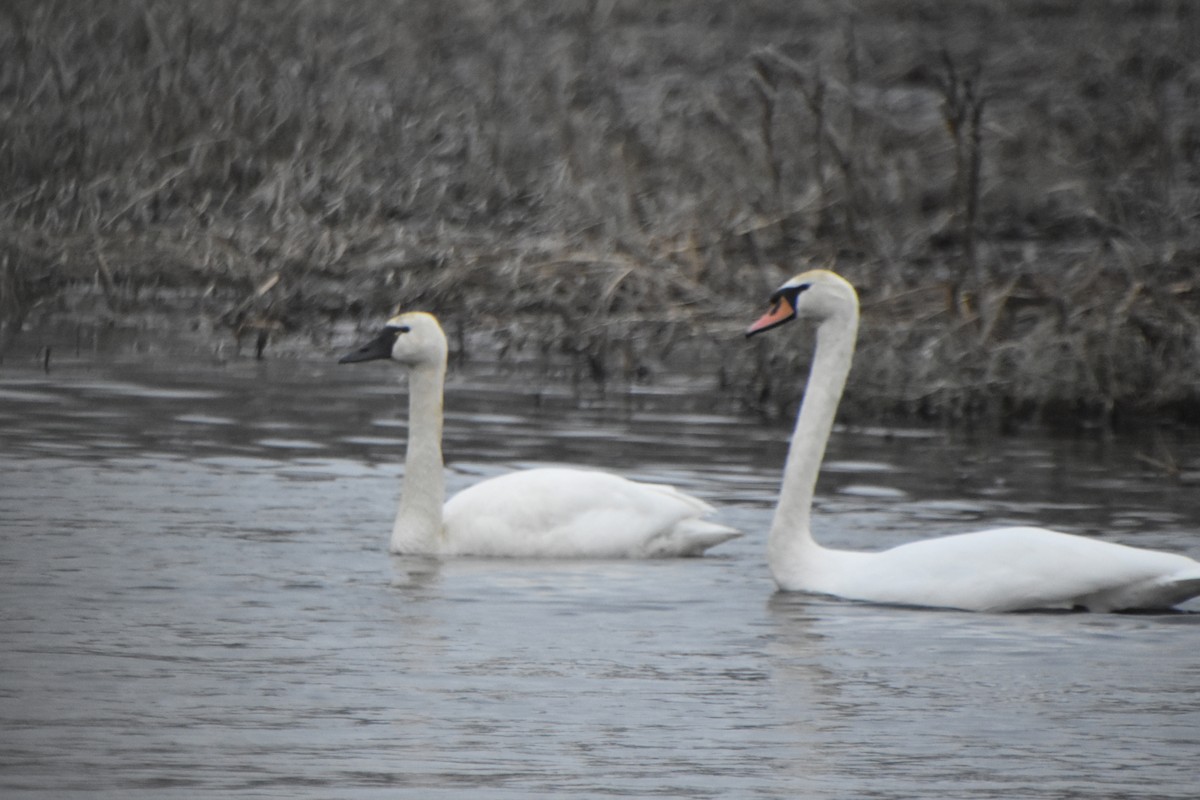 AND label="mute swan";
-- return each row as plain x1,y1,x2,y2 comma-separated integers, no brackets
746,269,1200,612
339,312,740,558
